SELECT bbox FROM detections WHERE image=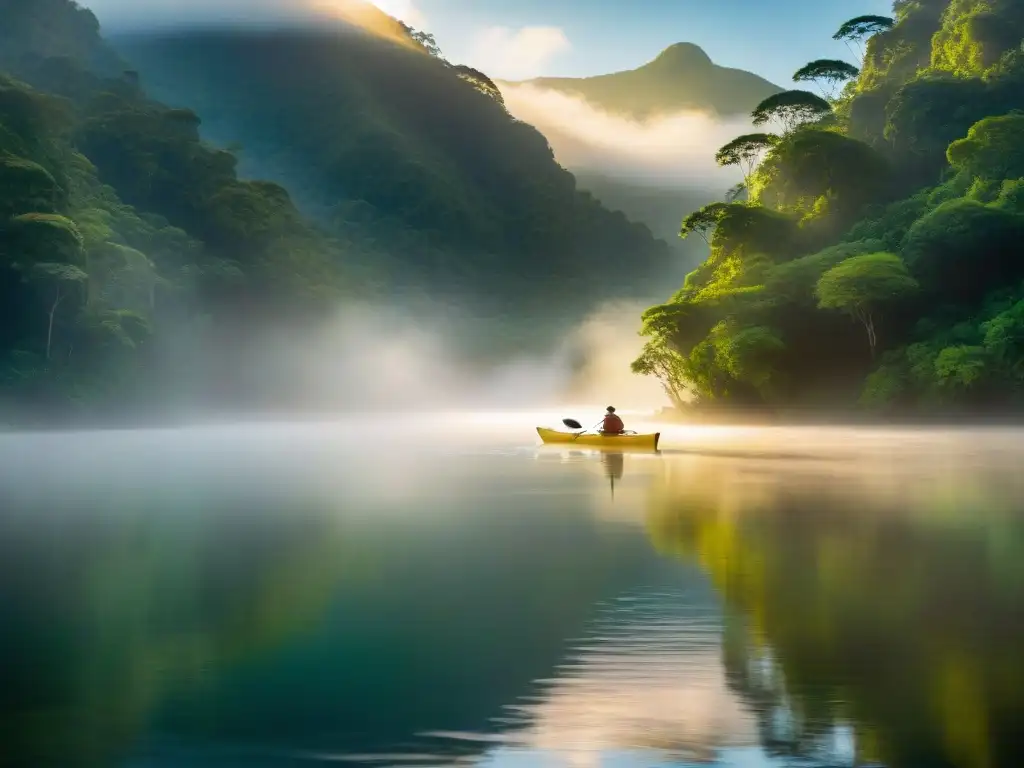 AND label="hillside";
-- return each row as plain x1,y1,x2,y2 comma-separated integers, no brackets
110,28,672,318
0,0,674,422
512,43,781,119
633,1,1024,415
